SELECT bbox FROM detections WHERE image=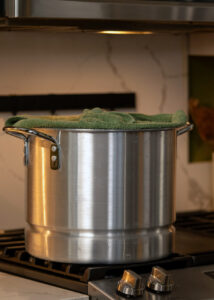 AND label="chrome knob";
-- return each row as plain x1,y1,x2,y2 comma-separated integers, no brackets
147,266,174,293
117,270,144,297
